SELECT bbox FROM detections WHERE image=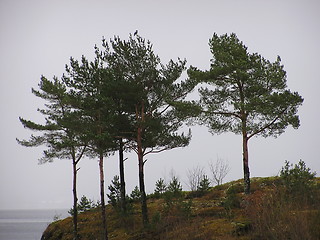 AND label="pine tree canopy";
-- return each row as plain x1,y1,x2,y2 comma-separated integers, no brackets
188,33,303,139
